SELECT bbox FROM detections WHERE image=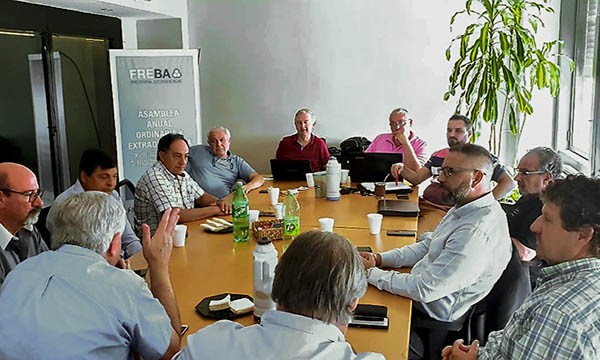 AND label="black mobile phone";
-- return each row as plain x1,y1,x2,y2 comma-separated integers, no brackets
349,316,389,329
396,193,410,200
181,324,189,335
356,246,373,253
259,189,268,194
386,230,417,237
